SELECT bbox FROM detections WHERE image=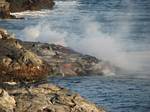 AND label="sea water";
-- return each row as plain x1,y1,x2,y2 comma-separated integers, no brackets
0,0,150,112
